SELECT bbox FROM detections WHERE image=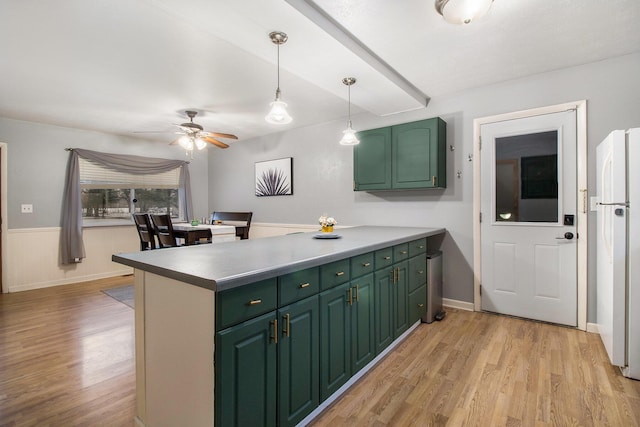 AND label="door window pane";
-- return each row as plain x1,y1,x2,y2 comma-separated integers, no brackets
495,130,559,223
